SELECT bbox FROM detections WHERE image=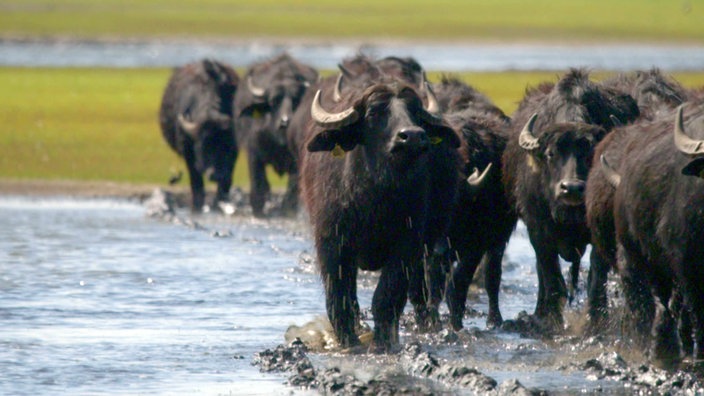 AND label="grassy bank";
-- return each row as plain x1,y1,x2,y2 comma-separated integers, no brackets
0,1,702,44
1,67,704,190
